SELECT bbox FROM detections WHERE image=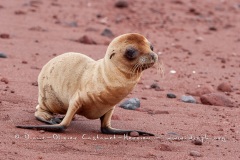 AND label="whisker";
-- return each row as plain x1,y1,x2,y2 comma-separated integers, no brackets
129,63,138,79
156,59,164,78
